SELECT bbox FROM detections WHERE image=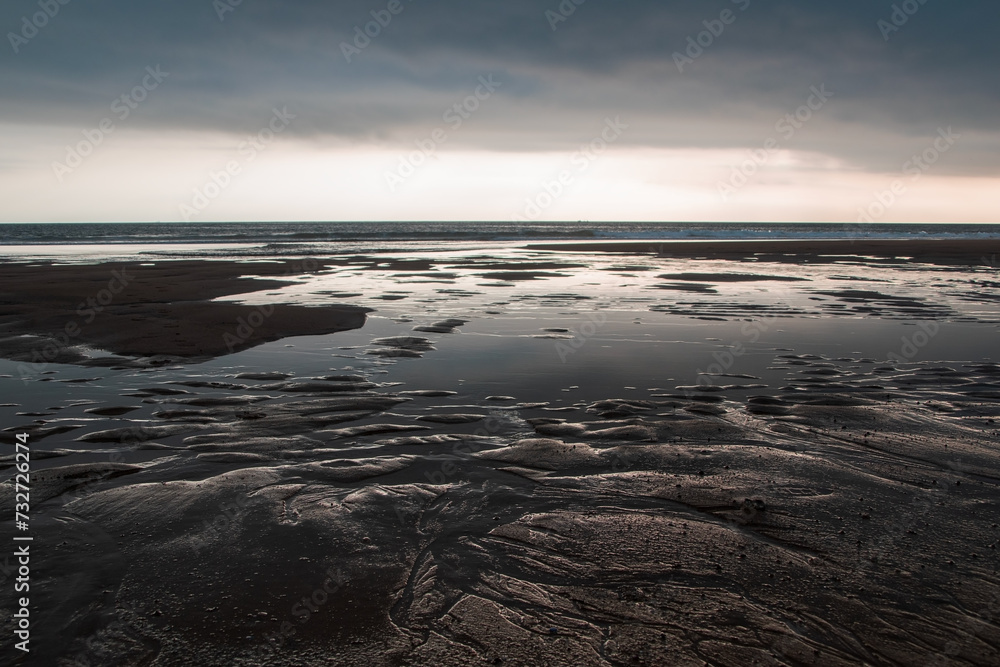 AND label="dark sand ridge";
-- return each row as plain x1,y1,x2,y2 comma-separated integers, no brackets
0,259,371,364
